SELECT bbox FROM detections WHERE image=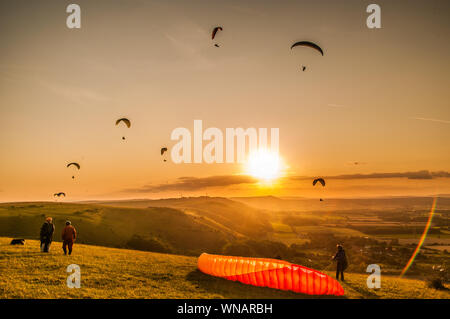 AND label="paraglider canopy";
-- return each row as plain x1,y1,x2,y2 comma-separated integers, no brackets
67,162,80,170
290,41,324,56
161,147,168,156
116,118,131,128
212,26,223,40
313,178,326,187
54,192,66,197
